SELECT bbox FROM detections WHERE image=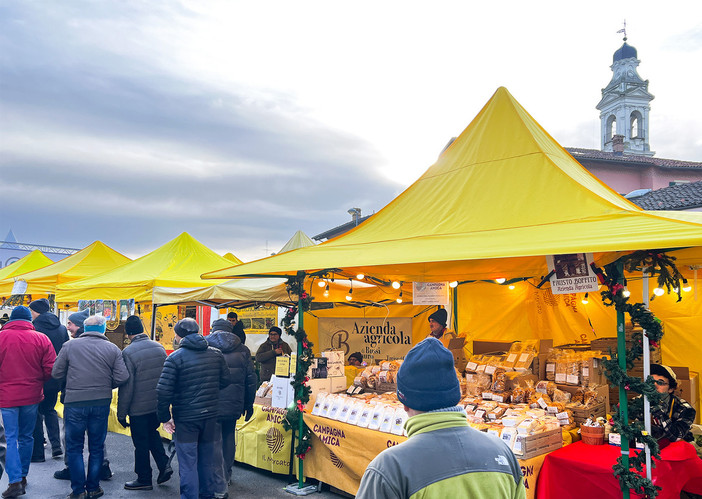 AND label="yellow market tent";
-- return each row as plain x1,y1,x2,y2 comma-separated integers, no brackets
223,252,243,264
278,230,315,254
0,241,130,298
0,250,53,282
204,87,702,284
56,232,240,303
